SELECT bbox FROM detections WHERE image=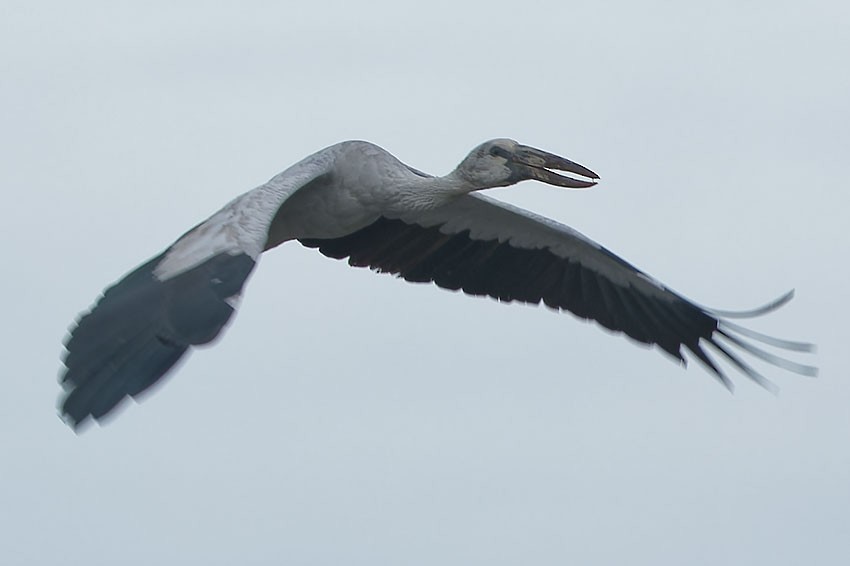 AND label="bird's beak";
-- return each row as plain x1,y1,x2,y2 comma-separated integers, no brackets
512,145,599,188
